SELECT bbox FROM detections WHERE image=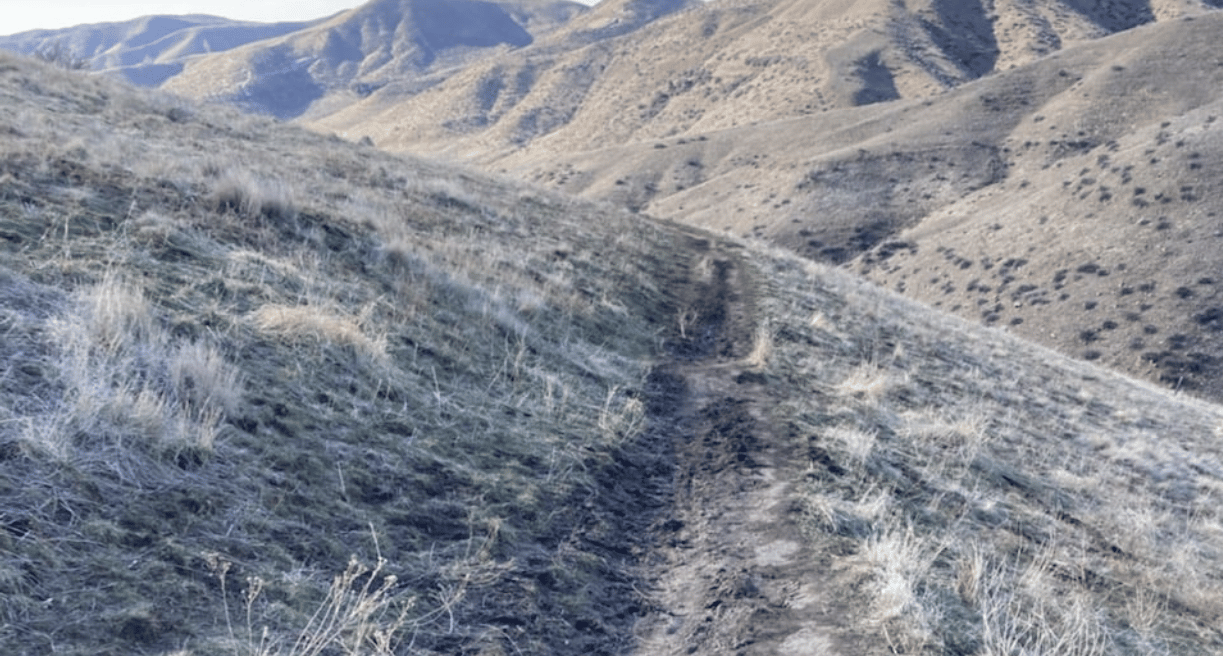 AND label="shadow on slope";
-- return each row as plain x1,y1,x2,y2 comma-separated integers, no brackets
922,0,999,78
